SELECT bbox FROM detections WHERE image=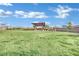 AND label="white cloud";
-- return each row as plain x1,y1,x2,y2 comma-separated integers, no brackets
14,10,48,18
27,12,48,18
0,9,4,12
45,22,50,25
0,9,48,18
0,3,13,6
73,8,79,11
48,5,79,19
5,11,13,15
54,5,73,19
33,3,38,5
0,9,13,17
55,13,69,19
15,10,25,15
14,10,27,18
